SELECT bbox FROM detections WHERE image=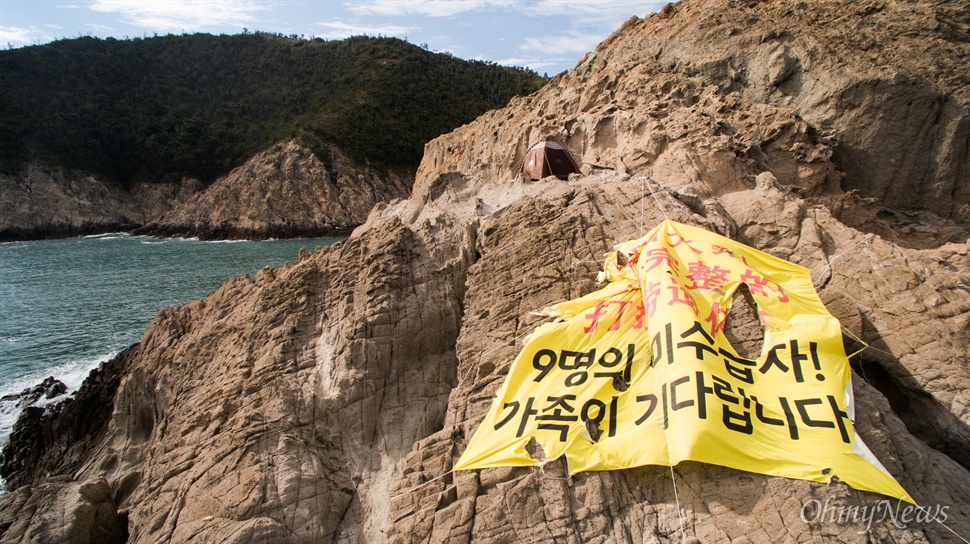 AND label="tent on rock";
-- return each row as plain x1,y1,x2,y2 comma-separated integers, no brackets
518,141,581,180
